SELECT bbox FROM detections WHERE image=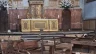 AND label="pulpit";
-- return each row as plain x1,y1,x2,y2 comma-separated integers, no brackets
21,19,58,32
